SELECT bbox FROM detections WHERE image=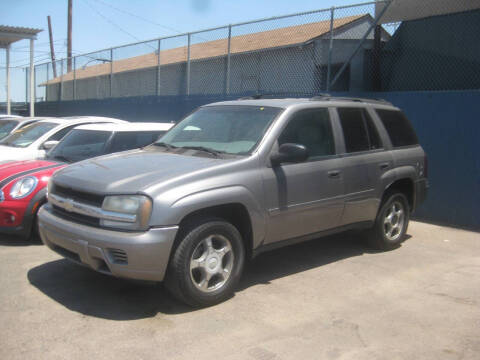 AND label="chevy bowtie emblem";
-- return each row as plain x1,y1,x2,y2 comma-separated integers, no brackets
64,199,75,212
